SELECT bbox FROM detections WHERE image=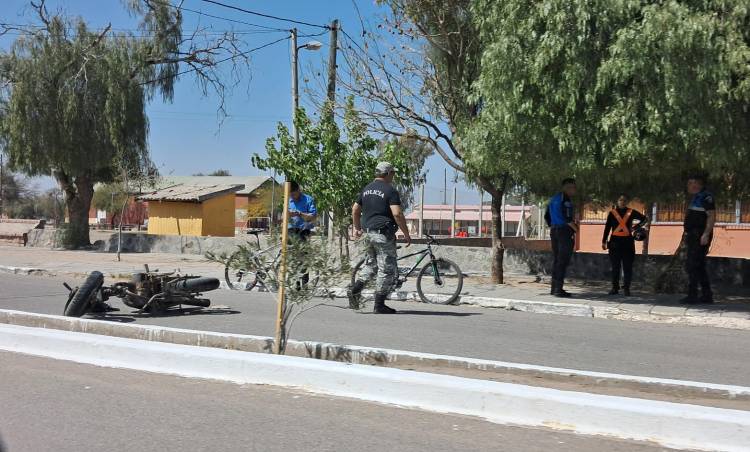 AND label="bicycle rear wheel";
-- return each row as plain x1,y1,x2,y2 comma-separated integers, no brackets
416,258,463,304
224,250,258,291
